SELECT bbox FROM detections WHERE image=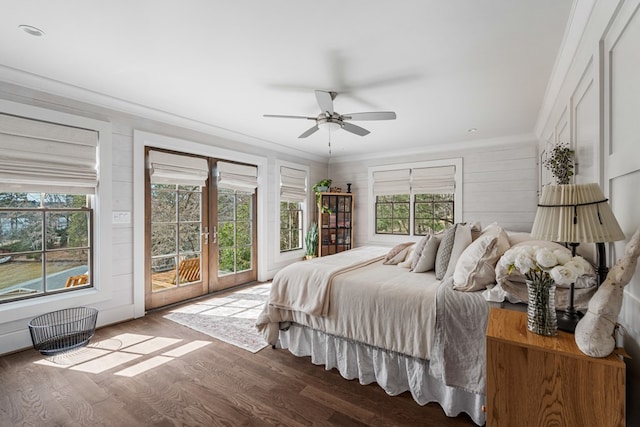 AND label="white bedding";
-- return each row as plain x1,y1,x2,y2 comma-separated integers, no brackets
257,255,440,359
